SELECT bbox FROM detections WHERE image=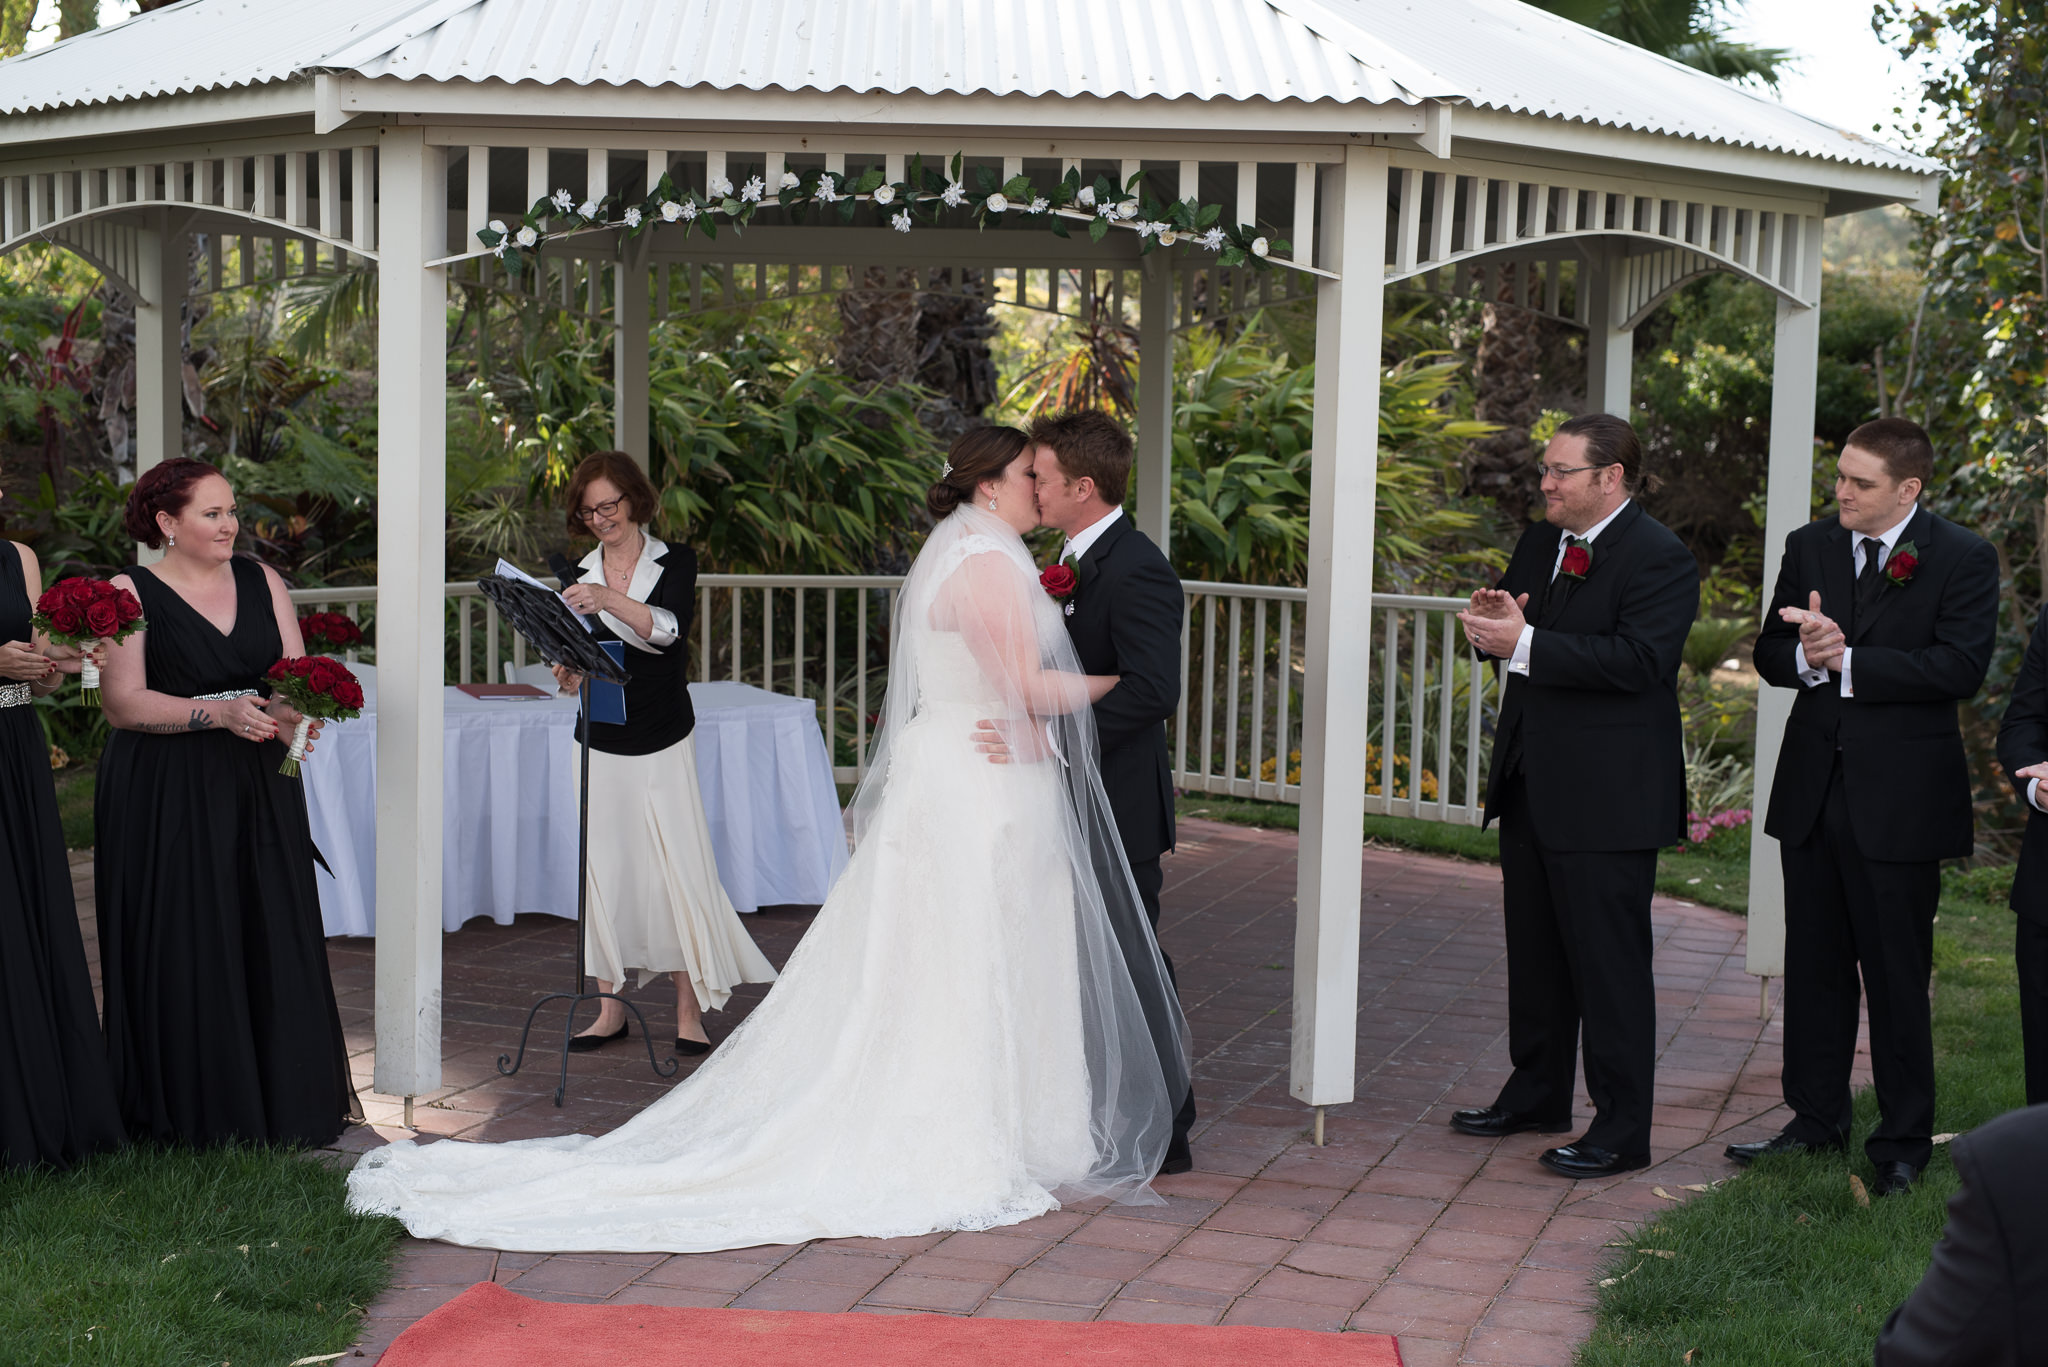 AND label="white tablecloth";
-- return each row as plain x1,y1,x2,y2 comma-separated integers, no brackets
306,682,849,936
